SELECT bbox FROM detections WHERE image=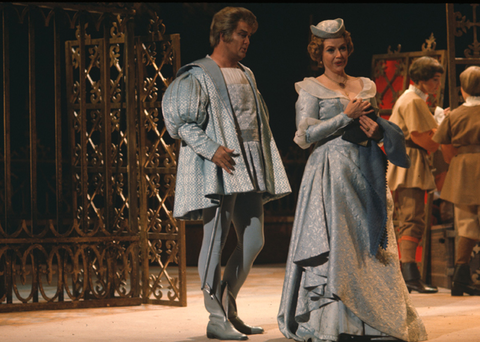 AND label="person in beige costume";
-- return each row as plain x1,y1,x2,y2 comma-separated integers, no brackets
433,65,480,296
387,56,446,293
